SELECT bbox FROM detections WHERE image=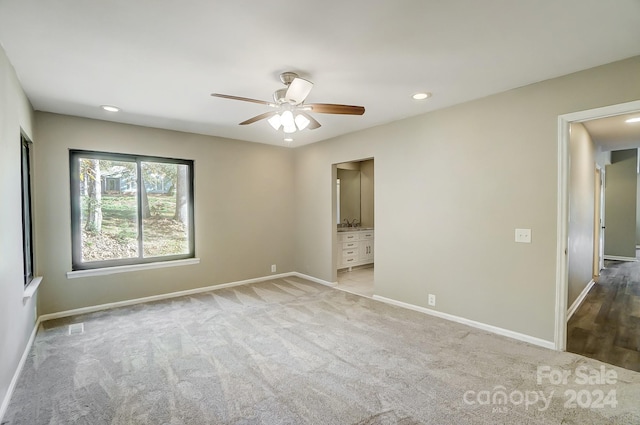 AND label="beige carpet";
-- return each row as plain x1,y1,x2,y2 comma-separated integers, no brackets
5,276,640,424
